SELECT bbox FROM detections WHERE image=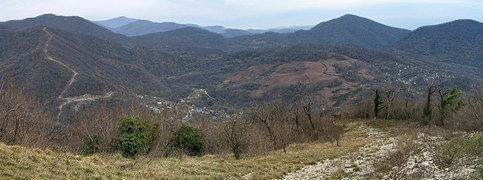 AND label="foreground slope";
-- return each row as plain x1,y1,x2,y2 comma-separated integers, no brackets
2,121,480,179
0,122,373,179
